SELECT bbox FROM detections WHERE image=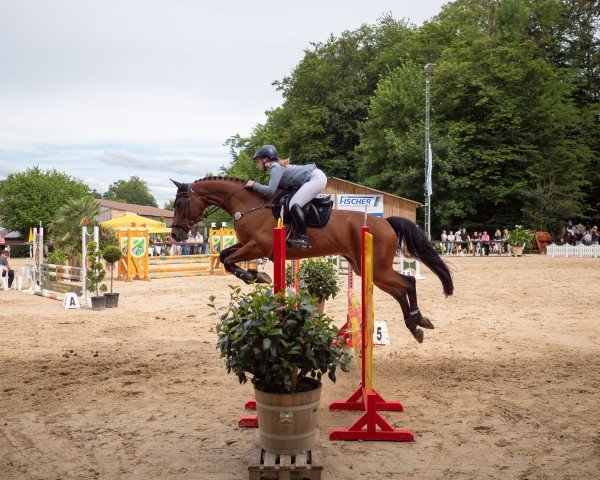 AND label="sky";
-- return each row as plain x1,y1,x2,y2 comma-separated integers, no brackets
0,0,449,208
